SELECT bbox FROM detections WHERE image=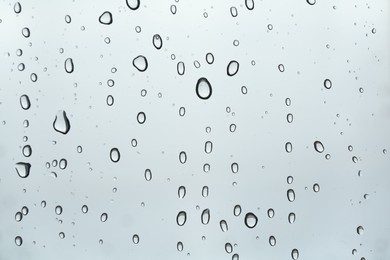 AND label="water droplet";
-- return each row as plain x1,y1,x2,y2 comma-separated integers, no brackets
131,139,137,147
170,5,177,14
65,15,71,23
133,55,148,72
352,156,358,163
106,95,114,106
306,0,316,5
383,149,387,154
81,205,88,214
137,112,146,124
206,53,214,64
64,58,74,73
77,145,83,153
232,253,239,260
55,205,63,215
288,212,296,224
177,241,183,251
179,151,187,164
21,206,28,215
176,211,187,226
313,183,320,192
230,6,238,17
324,79,332,89
201,209,210,225
233,205,241,216
15,162,31,178
244,212,258,228
287,176,293,184
267,24,273,30
41,200,46,208
30,73,37,82
152,34,162,49
285,142,293,153
14,2,22,14
291,248,299,259
287,189,295,202
20,95,31,110
126,0,140,10
269,236,276,246
204,141,213,154
314,141,324,153
99,11,113,25
144,169,152,181
132,234,139,244
100,213,108,222
285,98,291,106
177,61,185,75
245,0,255,10
229,124,236,132
227,60,239,76
179,107,185,117
196,77,212,100
15,212,23,222
225,243,233,253
267,208,275,218
287,113,293,123
59,232,65,239
22,145,32,157
110,148,120,163
231,163,239,174
22,27,30,38
59,159,67,169
15,236,23,246
357,226,364,235
202,186,209,197
241,86,248,94
203,163,210,172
